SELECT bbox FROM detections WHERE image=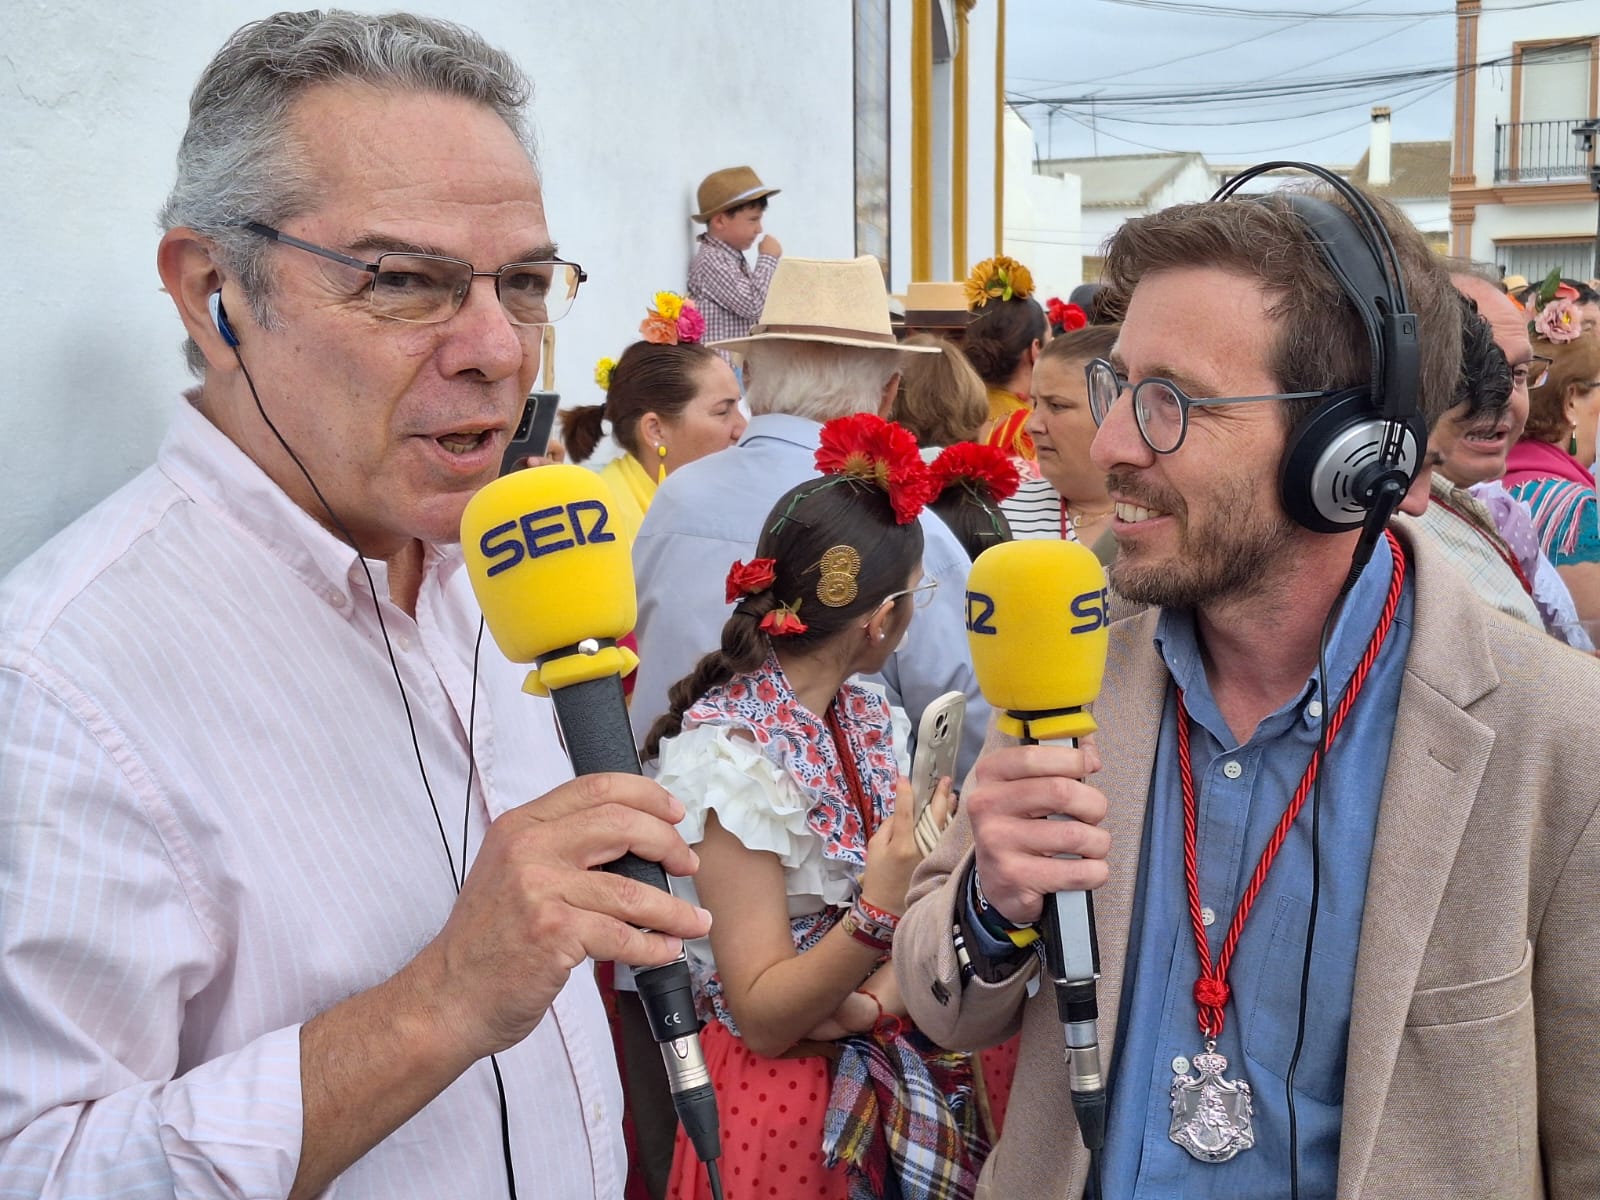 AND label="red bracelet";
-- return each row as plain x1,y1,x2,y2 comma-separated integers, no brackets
854,896,902,930
842,908,893,952
853,988,904,1040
